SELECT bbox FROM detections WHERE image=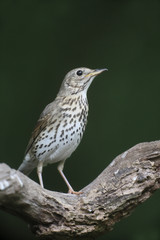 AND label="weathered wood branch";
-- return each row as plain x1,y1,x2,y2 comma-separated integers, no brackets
0,141,160,240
